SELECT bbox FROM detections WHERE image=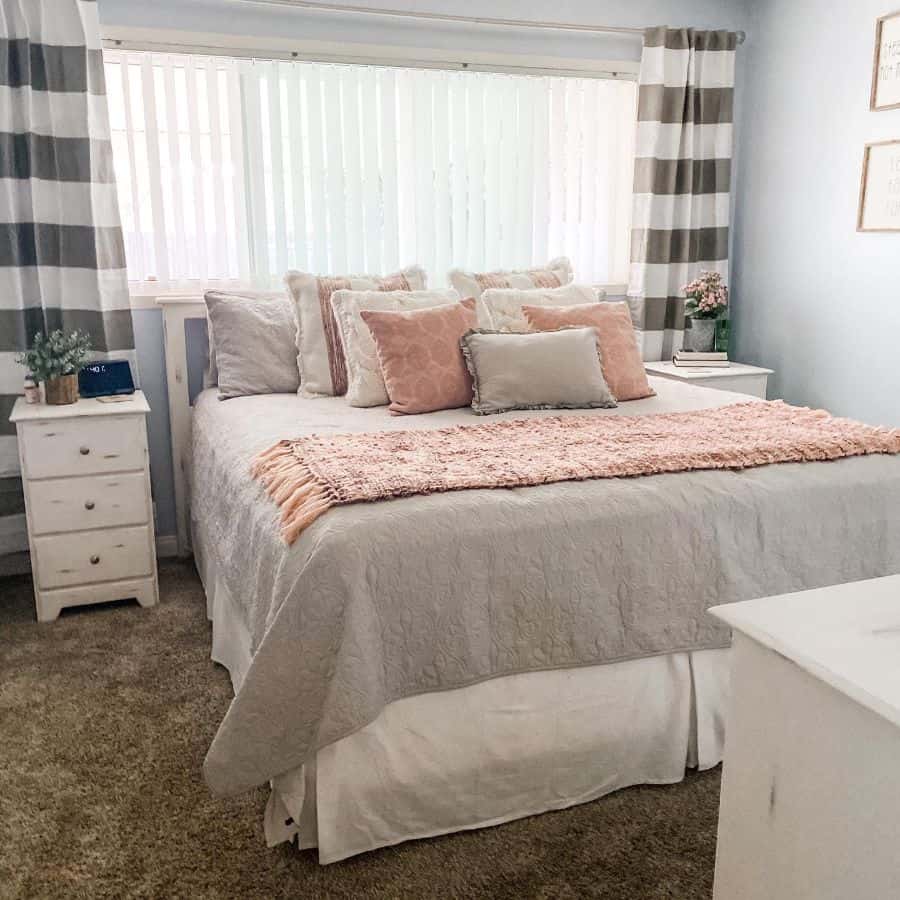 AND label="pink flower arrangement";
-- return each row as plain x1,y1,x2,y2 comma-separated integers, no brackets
682,271,728,320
